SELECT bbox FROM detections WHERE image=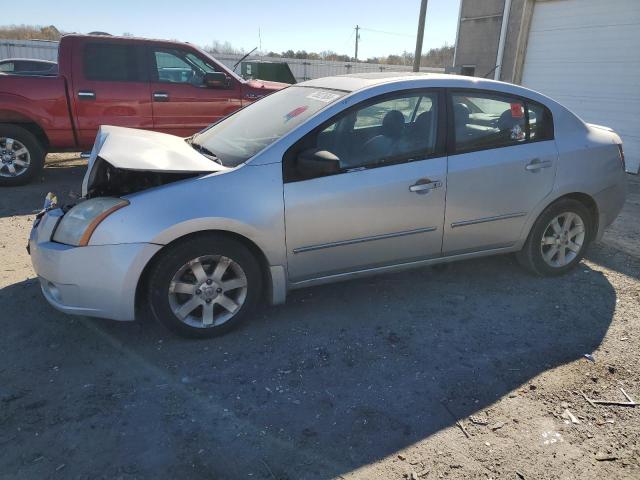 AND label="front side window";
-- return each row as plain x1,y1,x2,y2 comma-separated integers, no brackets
23,61,53,72
452,93,527,153
191,86,346,167
152,49,218,85
0,62,14,72
83,43,142,82
297,91,439,173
